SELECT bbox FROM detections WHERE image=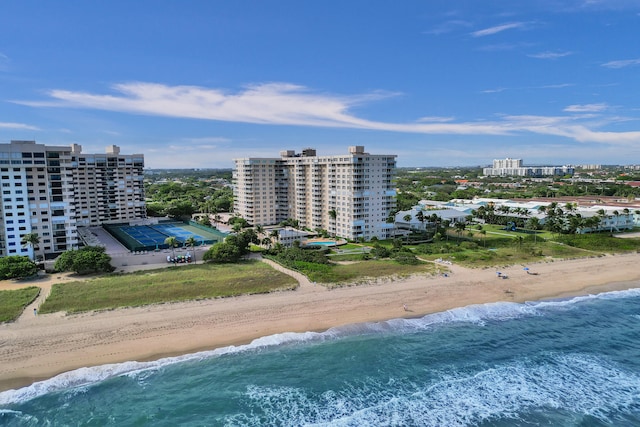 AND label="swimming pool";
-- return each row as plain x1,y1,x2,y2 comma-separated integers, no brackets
306,241,337,246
